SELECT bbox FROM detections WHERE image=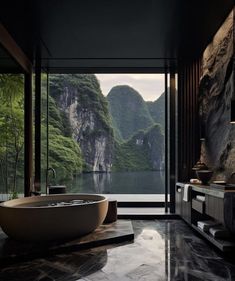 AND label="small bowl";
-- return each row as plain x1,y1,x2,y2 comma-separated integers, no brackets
196,170,213,185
